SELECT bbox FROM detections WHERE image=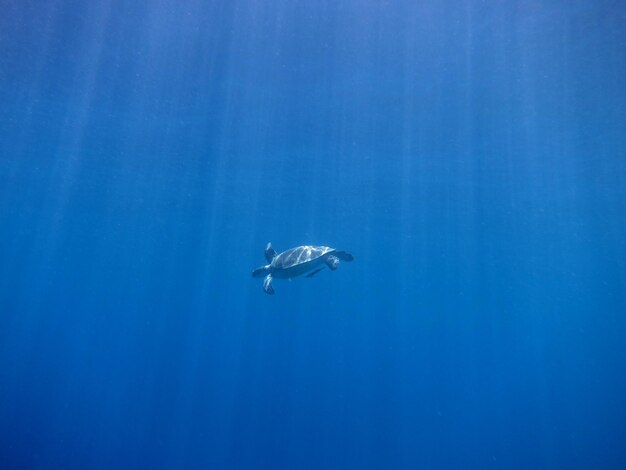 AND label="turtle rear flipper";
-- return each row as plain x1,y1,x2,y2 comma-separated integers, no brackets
264,242,277,263
263,274,275,294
